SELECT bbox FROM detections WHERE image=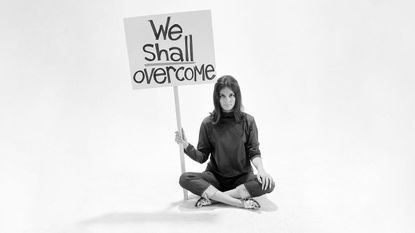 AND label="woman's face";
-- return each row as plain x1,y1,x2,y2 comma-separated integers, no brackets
219,87,236,112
